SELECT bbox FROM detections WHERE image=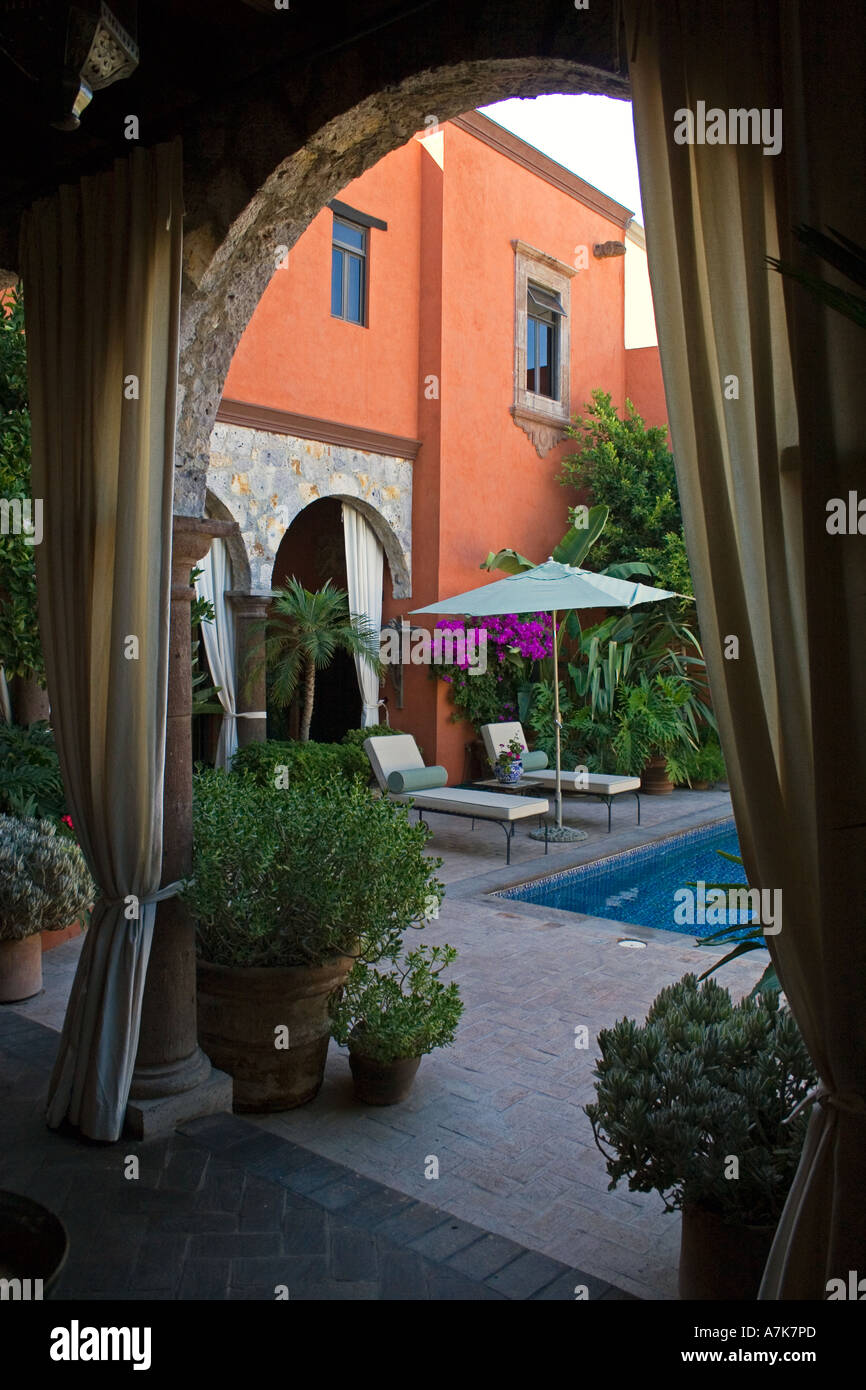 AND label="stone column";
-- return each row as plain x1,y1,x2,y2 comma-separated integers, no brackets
228,591,272,747
127,516,235,1138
